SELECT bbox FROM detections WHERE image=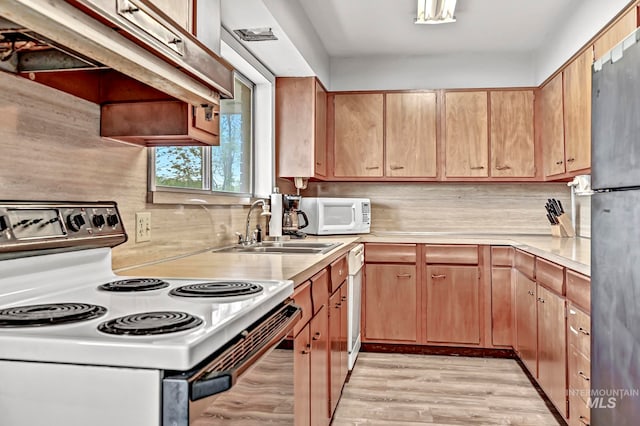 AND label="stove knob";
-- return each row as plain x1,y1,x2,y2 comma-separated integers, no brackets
92,214,106,228
106,214,119,227
67,214,86,232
